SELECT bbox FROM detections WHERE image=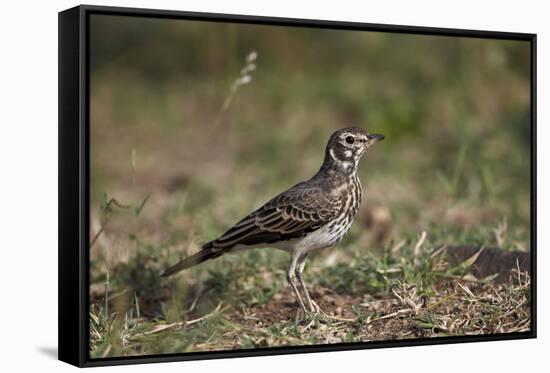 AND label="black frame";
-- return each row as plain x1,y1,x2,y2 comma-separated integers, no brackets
59,4,537,367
